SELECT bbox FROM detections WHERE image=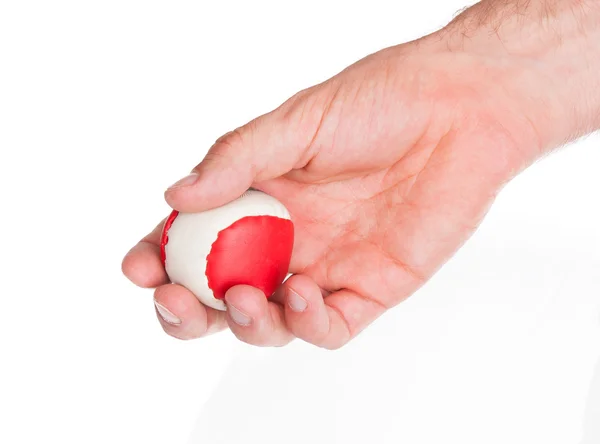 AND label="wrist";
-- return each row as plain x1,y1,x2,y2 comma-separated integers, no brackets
438,0,600,151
